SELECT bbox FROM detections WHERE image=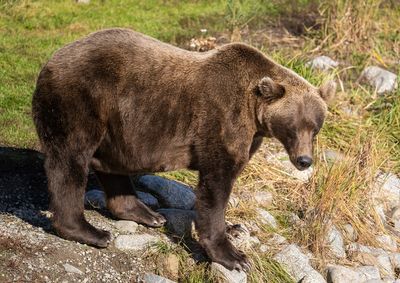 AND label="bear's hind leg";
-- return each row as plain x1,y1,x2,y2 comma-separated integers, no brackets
96,172,166,227
46,154,111,247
